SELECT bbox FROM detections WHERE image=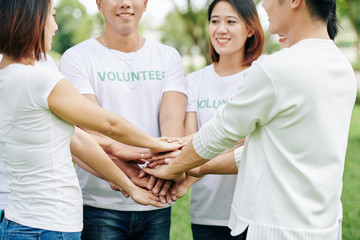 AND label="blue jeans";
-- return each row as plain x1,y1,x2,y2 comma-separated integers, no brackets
191,224,244,240
81,205,171,240
0,218,81,240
